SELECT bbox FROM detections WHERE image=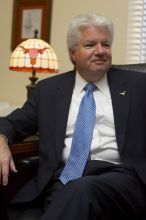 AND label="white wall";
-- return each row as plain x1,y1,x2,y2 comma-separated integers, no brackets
0,0,129,105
